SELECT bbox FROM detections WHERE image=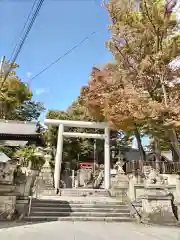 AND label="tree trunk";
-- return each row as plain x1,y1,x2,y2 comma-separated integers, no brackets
168,129,180,162
152,136,161,162
134,128,146,161
170,144,179,162
160,77,180,161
